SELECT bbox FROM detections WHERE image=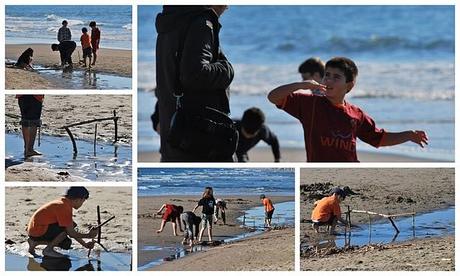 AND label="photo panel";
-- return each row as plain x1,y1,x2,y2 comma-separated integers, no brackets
5,186,132,271
5,5,132,90
300,168,454,271
5,94,132,182
137,167,295,271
